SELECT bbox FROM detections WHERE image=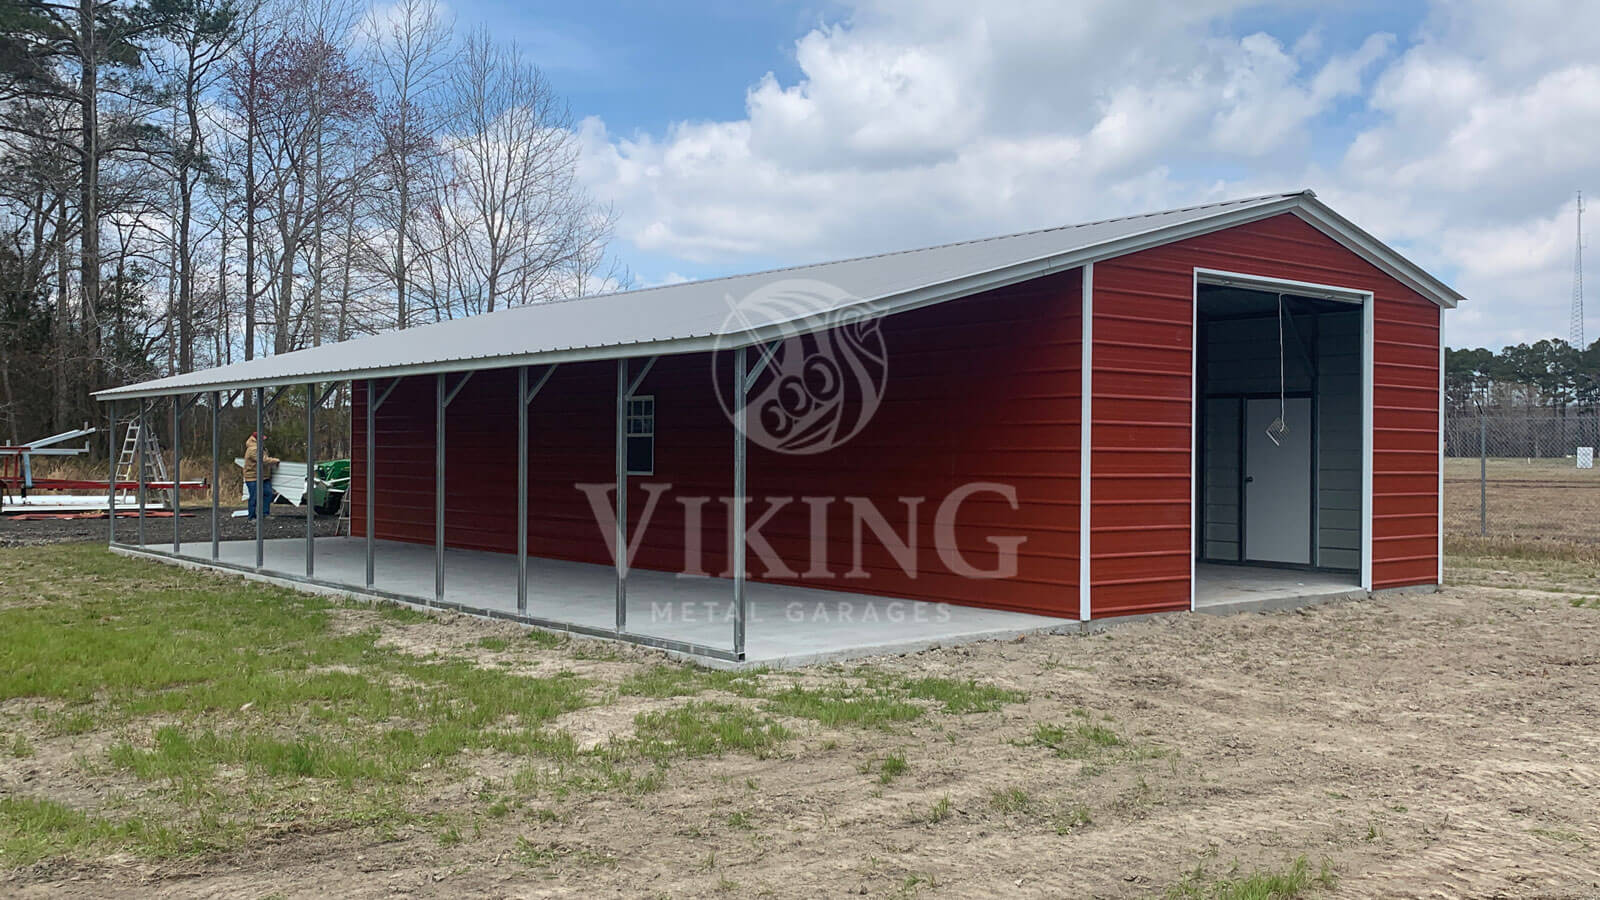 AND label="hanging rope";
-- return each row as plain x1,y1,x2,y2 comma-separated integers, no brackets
1266,293,1290,447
